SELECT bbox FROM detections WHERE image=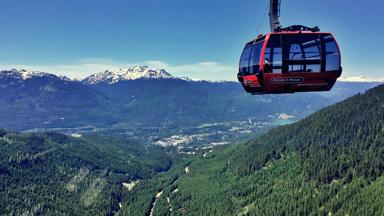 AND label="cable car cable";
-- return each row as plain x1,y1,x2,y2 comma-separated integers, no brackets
256,3,270,35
